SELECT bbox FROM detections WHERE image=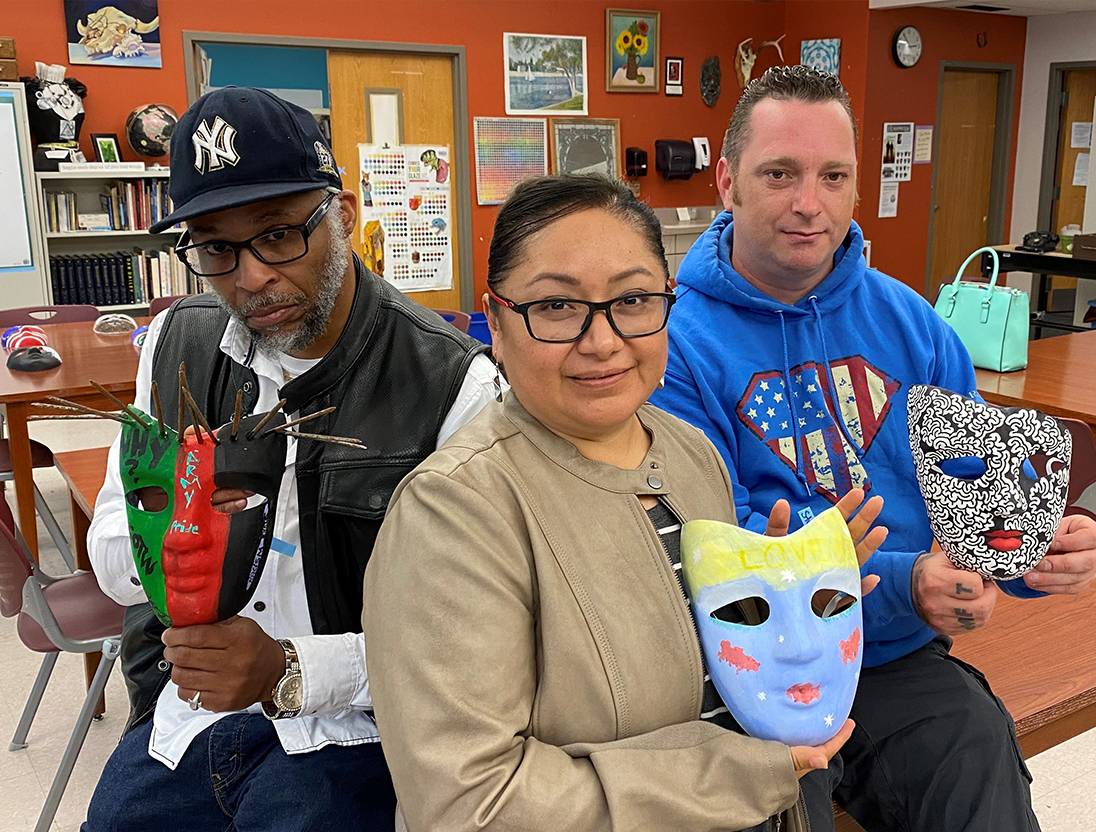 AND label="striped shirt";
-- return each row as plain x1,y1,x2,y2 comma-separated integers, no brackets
646,501,738,729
